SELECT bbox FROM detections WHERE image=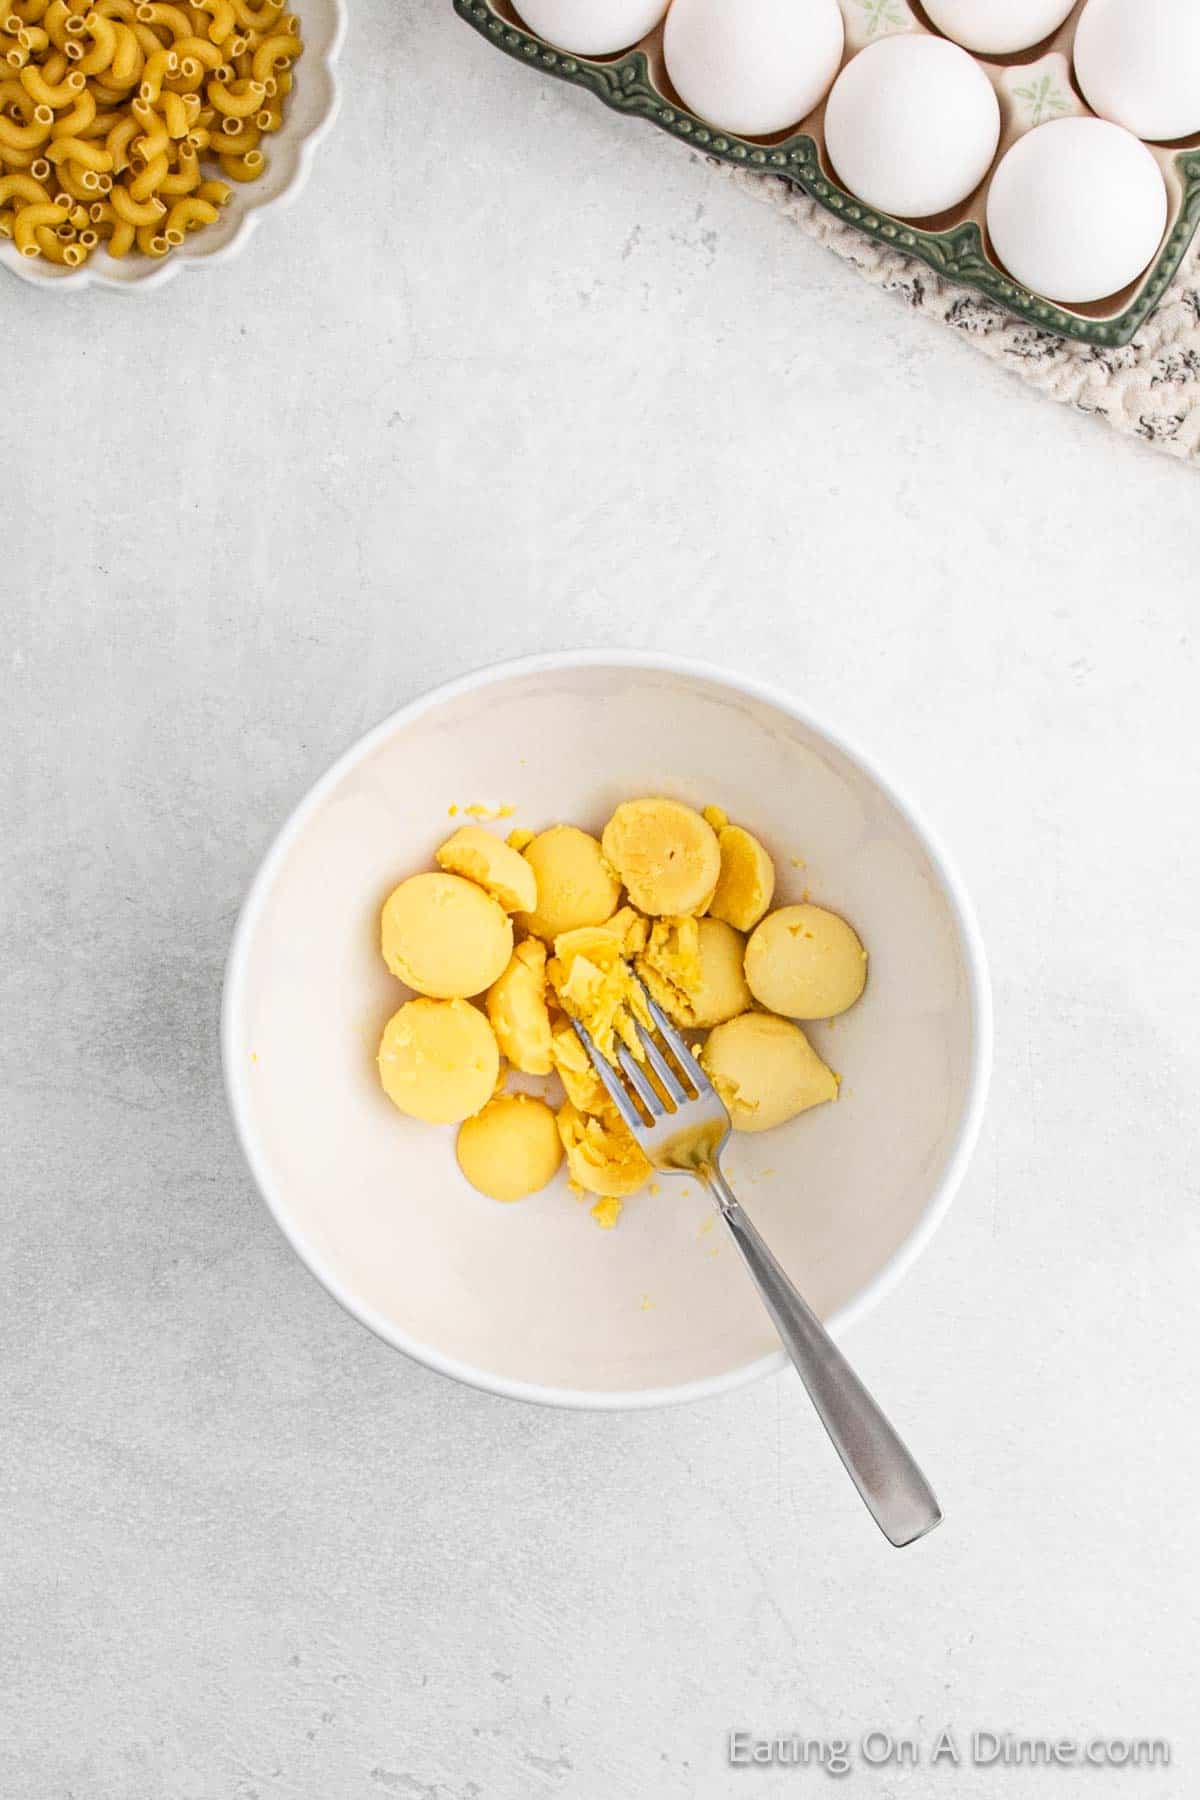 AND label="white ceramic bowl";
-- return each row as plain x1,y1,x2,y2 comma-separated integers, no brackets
0,0,343,294
222,653,992,1410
